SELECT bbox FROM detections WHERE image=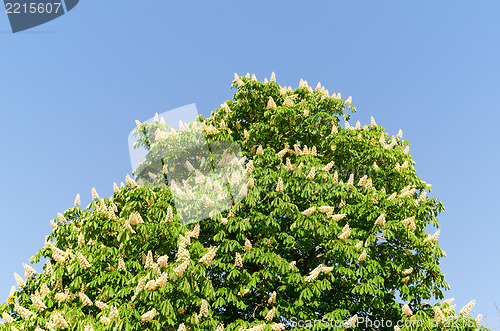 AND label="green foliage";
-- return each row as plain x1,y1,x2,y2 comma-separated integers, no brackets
0,74,488,330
